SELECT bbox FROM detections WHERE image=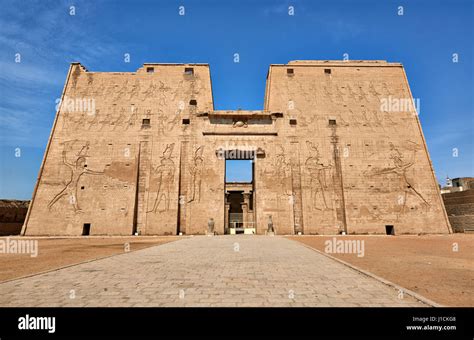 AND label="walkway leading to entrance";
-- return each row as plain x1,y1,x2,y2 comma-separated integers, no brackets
0,236,427,307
